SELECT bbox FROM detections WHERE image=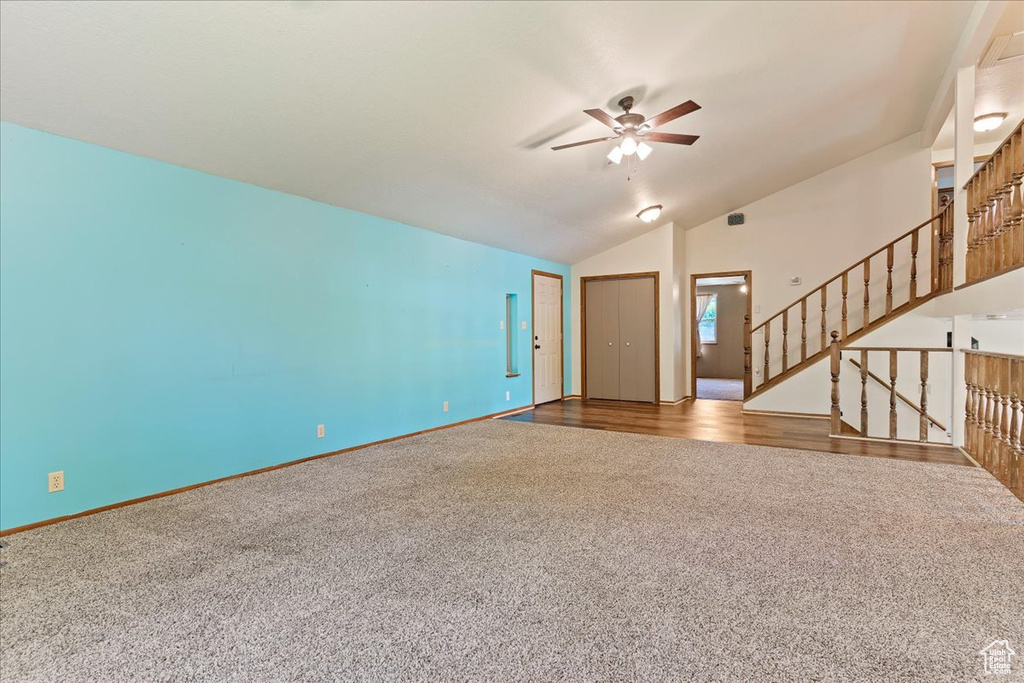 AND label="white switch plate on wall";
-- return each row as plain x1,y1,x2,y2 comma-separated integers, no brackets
506,391,510,401
521,321,527,330
443,401,449,412
48,470,64,493
316,424,325,438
